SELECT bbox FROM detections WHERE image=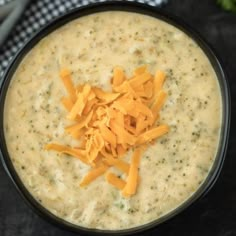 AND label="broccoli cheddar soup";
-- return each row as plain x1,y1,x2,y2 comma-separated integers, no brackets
4,11,222,230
